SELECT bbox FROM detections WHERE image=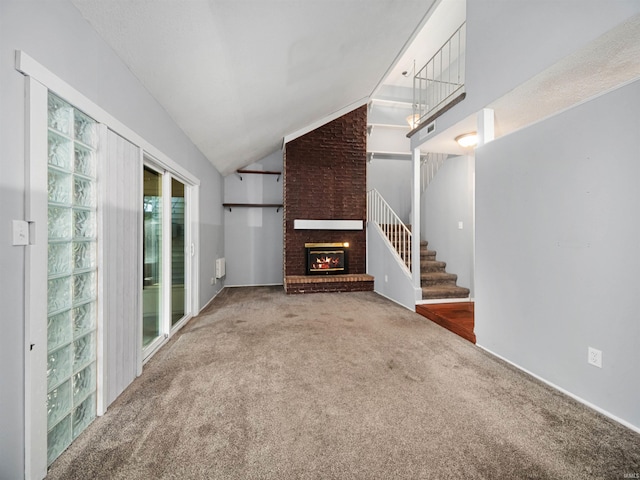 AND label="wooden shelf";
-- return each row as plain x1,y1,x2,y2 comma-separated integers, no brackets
223,203,283,212
236,169,282,181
